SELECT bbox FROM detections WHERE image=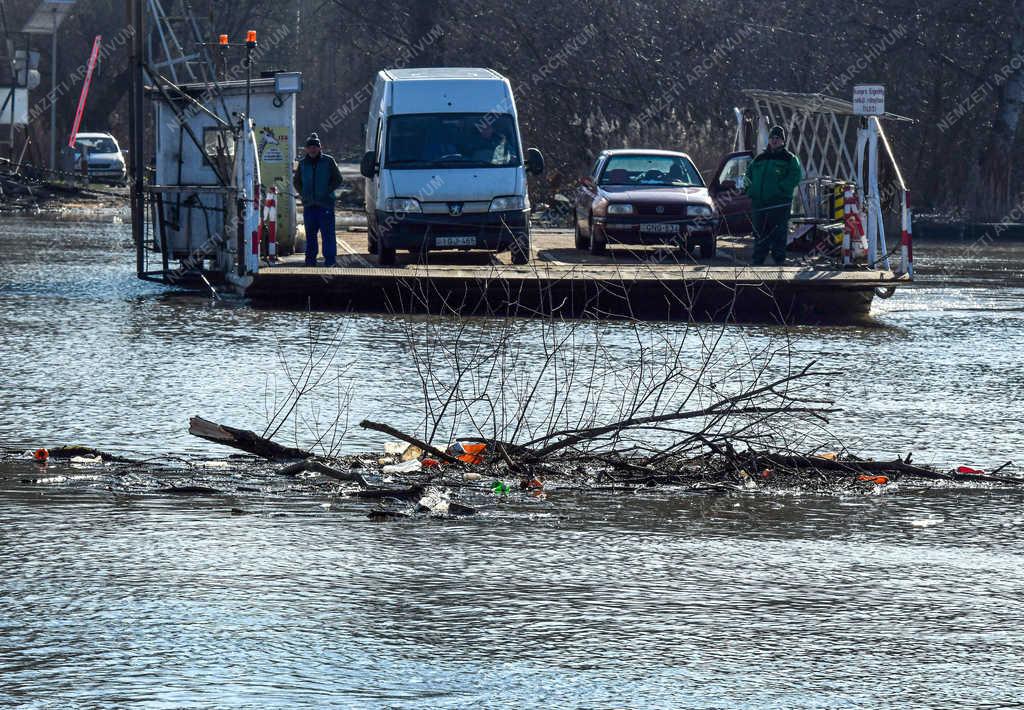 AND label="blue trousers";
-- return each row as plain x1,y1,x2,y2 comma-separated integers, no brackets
304,205,336,266
752,205,791,265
